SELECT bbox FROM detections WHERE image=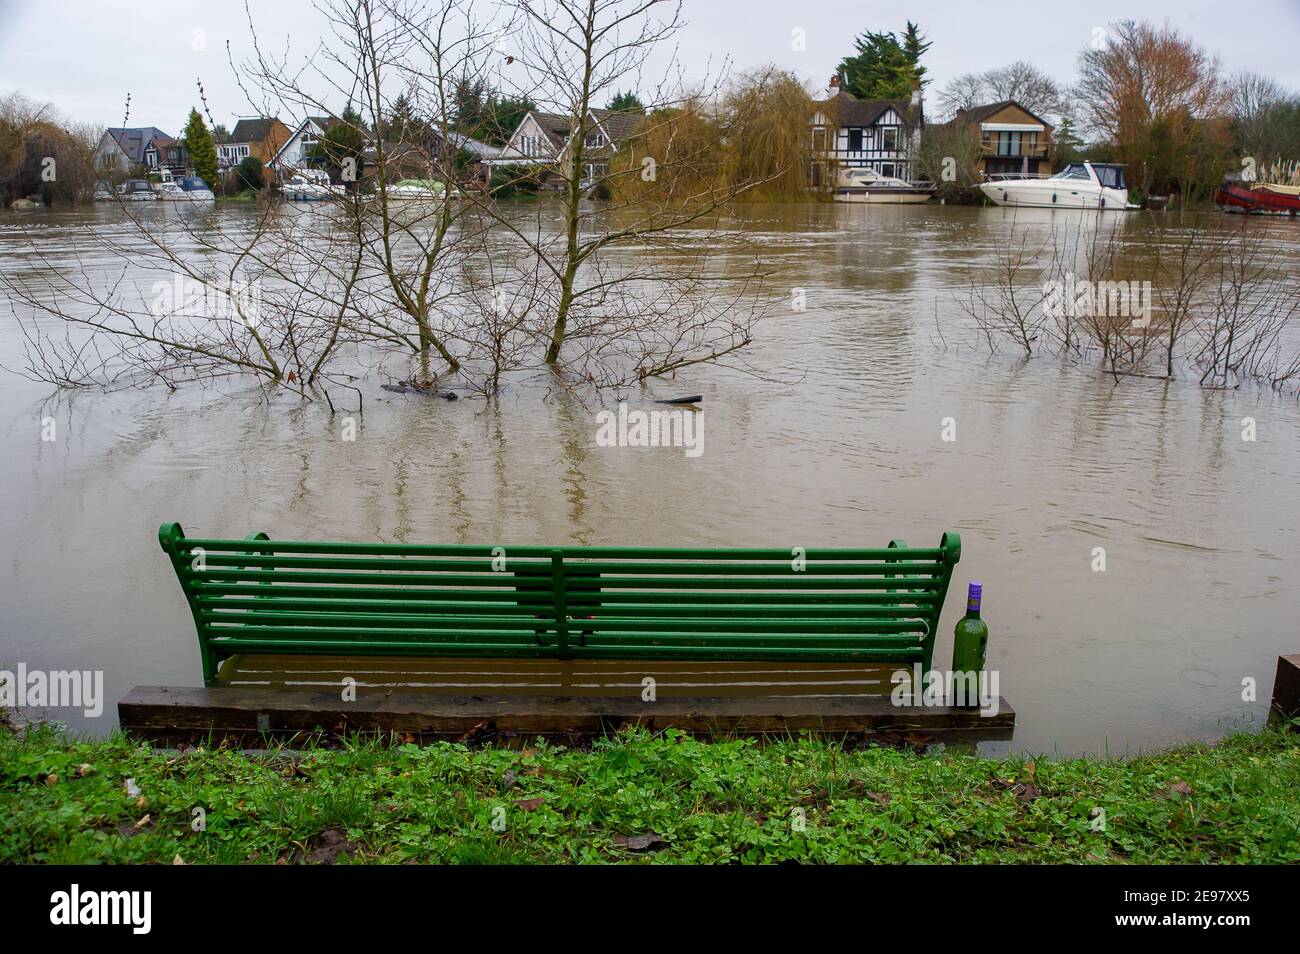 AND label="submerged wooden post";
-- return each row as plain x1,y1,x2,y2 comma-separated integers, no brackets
1269,654,1300,727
